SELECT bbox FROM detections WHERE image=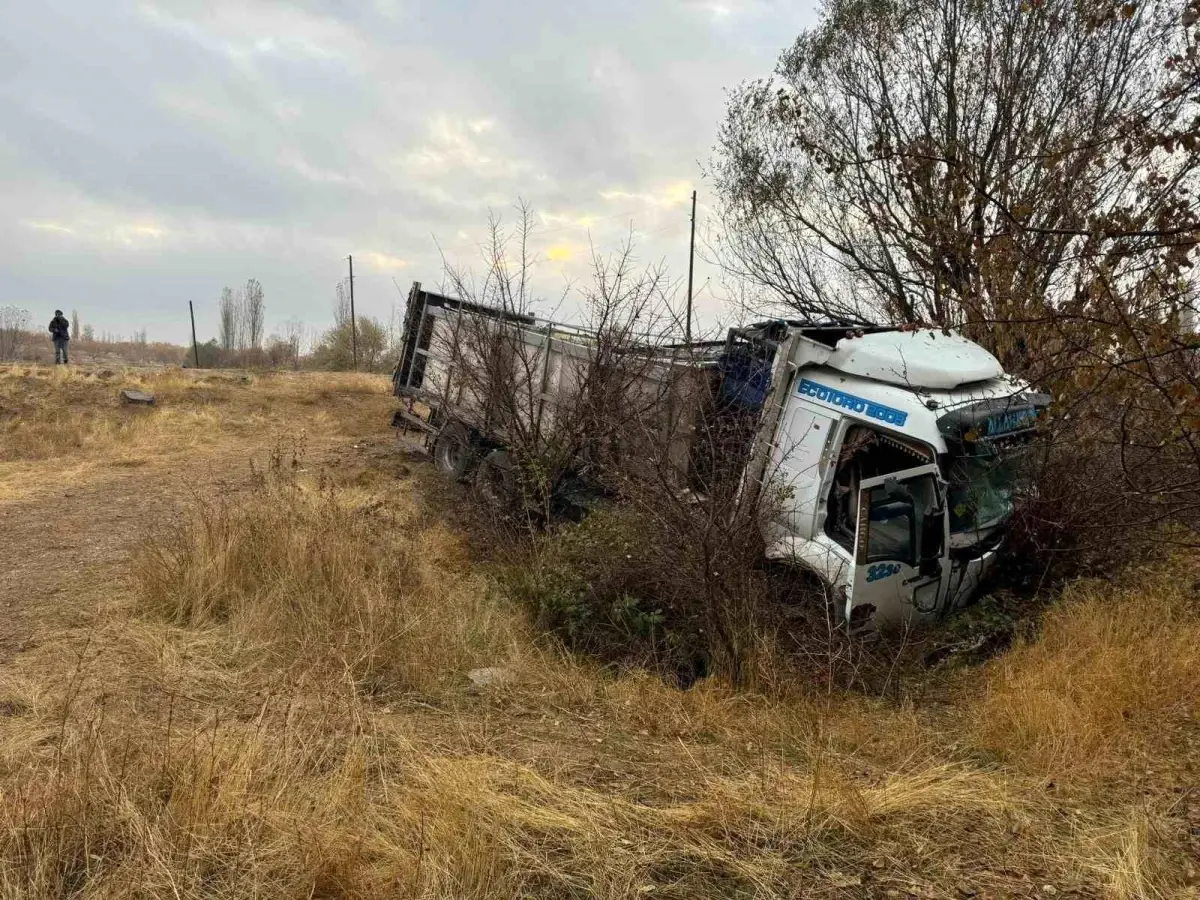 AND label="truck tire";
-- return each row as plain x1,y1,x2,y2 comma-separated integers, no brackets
433,420,476,480
763,563,836,626
474,449,516,508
